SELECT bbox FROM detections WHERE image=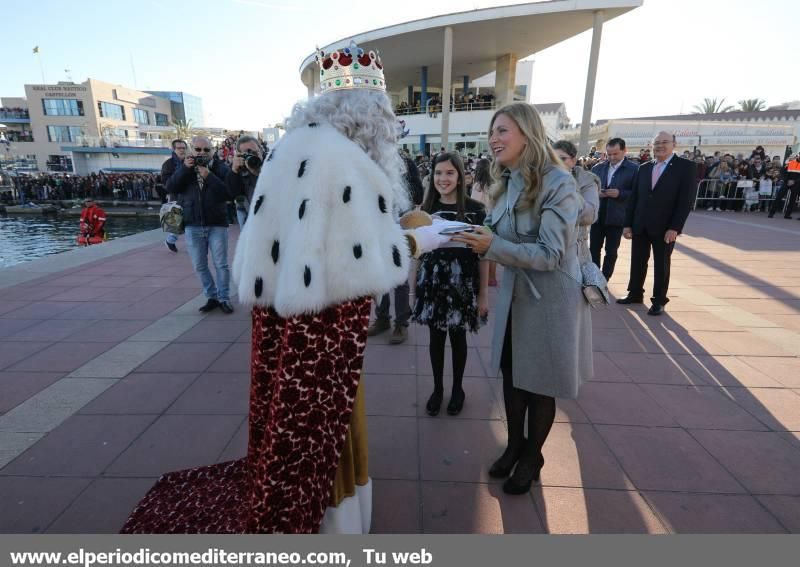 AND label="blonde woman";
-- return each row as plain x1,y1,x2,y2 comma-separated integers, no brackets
452,103,593,494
